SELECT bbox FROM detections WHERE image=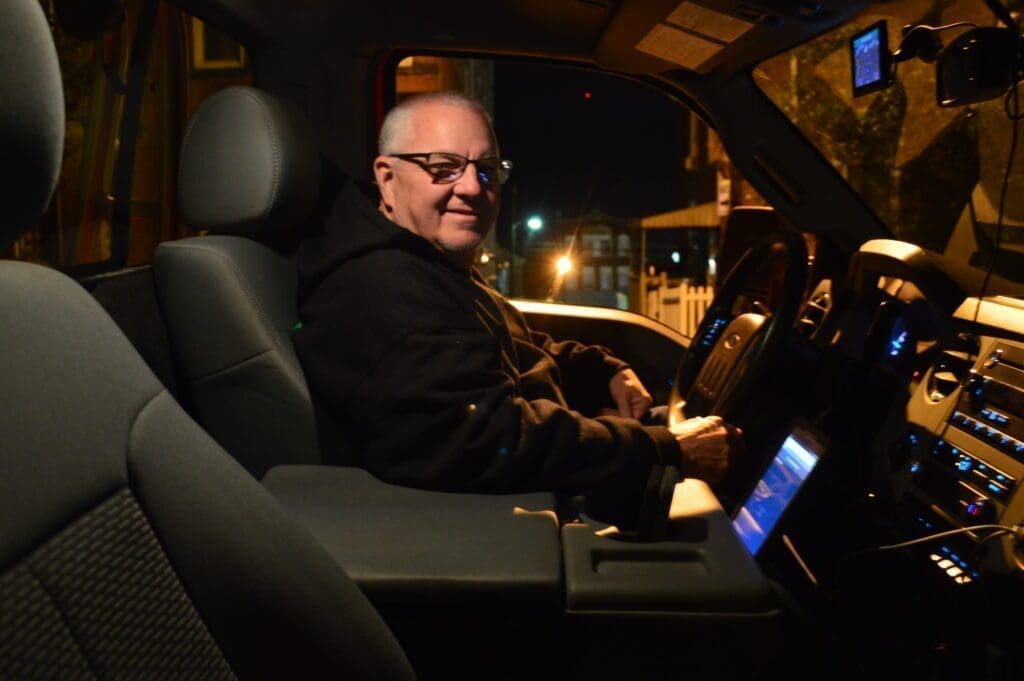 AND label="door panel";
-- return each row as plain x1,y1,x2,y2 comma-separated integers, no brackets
514,300,688,405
